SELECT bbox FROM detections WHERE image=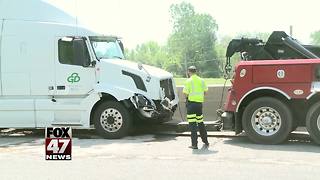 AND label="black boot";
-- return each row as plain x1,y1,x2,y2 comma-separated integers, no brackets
198,122,209,145
188,145,198,149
